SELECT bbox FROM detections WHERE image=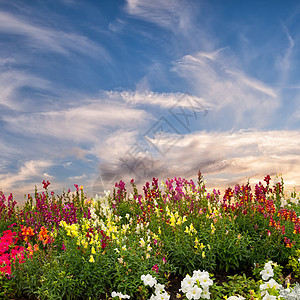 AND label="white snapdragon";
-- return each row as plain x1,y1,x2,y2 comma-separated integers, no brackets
227,296,245,300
